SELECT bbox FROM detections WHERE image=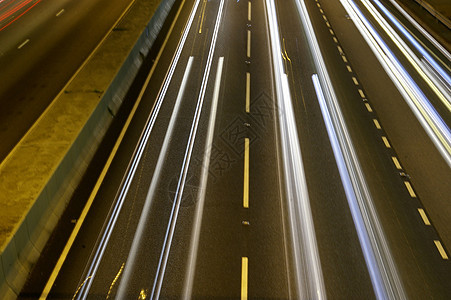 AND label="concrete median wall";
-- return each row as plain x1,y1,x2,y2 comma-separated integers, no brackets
0,0,176,298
